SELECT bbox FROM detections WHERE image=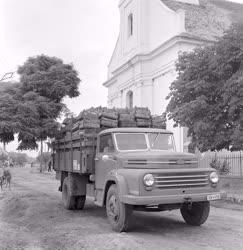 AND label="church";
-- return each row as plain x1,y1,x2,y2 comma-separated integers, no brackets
103,0,240,152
